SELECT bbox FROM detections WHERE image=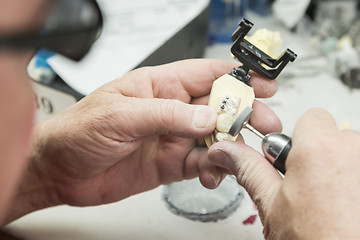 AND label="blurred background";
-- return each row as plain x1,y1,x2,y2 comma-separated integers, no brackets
5,1,360,240
30,0,360,134
209,0,360,89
